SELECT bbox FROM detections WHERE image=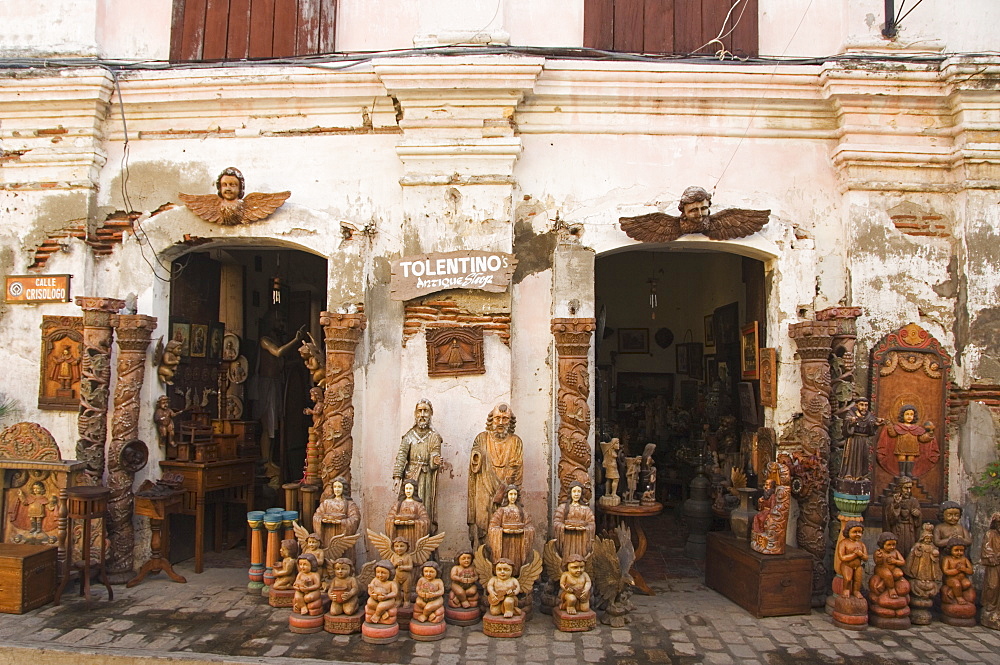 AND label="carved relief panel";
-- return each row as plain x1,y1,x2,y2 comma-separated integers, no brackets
870,323,950,520
38,316,83,410
425,327,485,377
